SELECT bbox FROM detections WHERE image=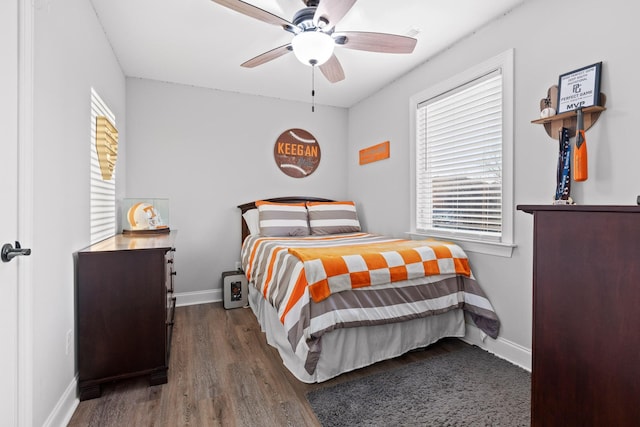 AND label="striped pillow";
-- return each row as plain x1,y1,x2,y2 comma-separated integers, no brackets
306,201,361,235
256,201,310,237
